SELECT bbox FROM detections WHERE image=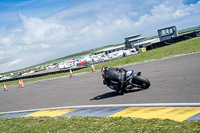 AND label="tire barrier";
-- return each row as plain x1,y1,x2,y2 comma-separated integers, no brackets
0,66,87,83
